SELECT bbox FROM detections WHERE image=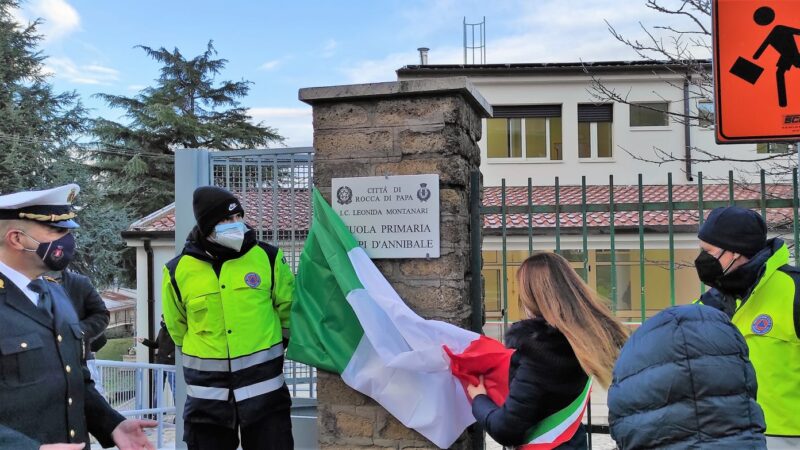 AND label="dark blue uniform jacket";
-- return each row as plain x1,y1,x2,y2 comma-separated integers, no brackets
0,273,124,450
